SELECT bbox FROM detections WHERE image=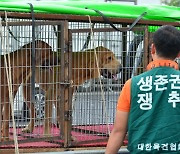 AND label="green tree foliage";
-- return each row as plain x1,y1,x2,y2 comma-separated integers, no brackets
161,0,180,6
